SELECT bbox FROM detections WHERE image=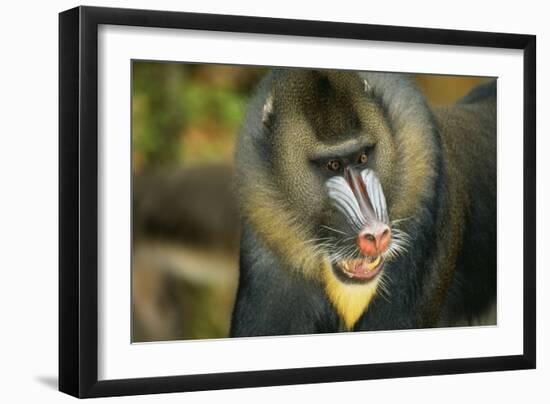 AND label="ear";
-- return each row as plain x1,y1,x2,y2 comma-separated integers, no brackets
363,79,373,95
262,94,274,128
